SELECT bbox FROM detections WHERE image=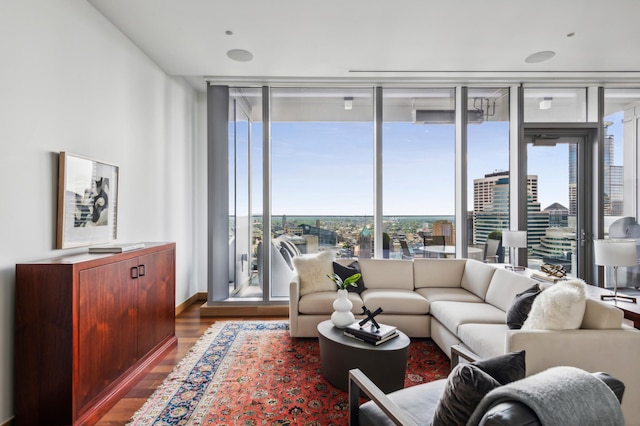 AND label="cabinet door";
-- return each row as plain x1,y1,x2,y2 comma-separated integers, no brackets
77,258,138,412
137,248,175,358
